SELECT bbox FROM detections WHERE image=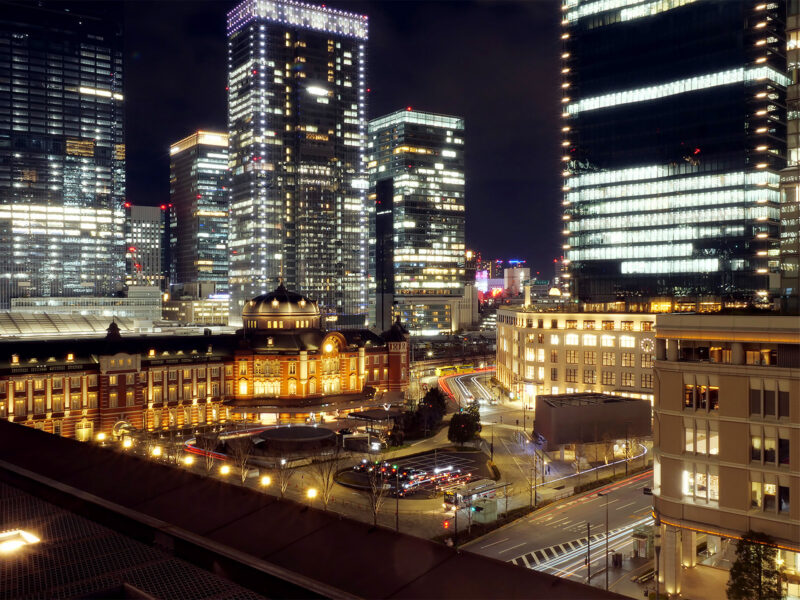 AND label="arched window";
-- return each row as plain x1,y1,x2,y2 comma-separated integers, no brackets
288,379,297,396
239,379,248,395
309,378,316,394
